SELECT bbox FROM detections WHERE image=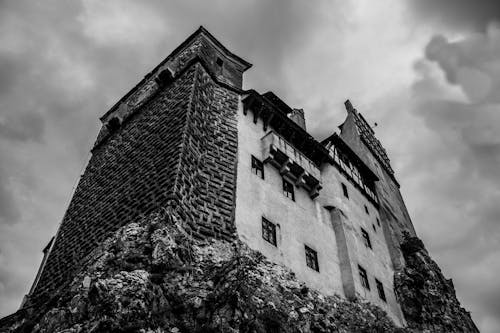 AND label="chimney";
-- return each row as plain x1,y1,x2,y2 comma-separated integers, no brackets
289,108,306,131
